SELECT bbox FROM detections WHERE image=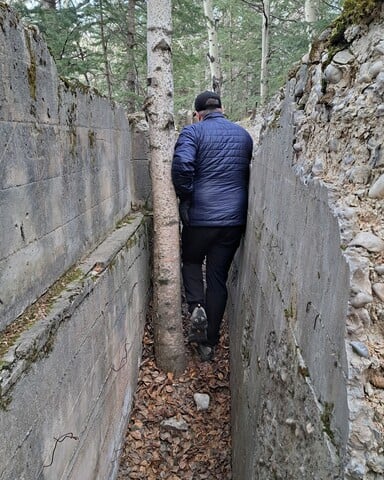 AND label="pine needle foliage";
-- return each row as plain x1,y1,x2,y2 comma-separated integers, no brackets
9,0,343,120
